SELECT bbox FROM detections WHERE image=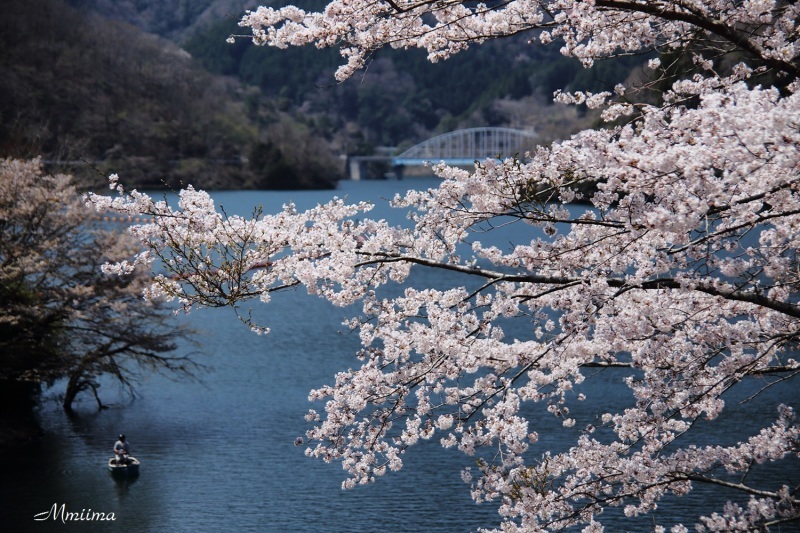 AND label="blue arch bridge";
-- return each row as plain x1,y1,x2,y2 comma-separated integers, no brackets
346,127,539,180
